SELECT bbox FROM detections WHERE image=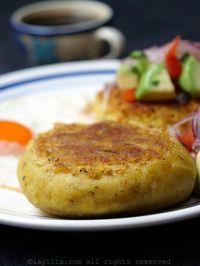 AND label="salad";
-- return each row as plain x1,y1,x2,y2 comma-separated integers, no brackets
117,36,200,103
